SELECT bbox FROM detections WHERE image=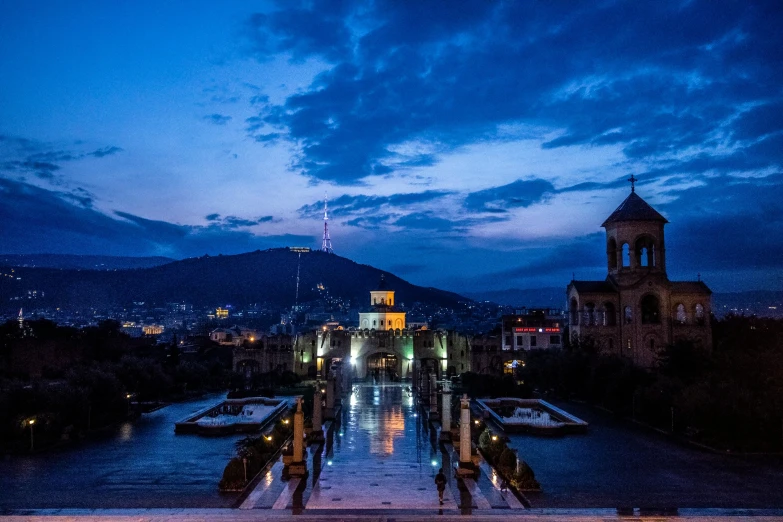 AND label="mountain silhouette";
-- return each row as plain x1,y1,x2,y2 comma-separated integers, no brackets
0,248,467,311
